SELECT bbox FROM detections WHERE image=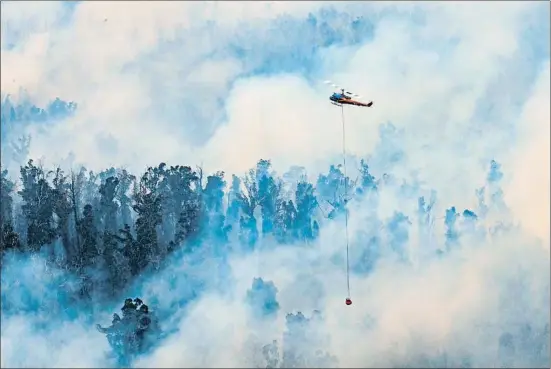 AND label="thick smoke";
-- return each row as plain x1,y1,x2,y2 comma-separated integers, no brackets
1,2,549,368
